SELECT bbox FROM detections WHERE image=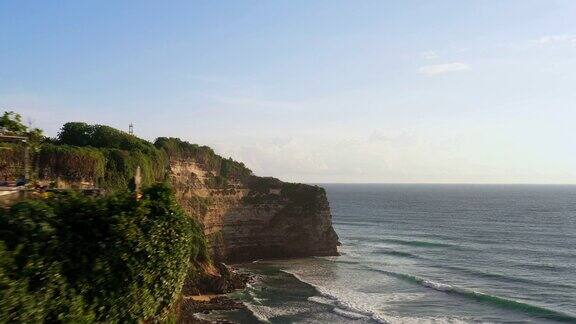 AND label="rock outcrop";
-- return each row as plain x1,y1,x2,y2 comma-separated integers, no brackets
167,158,339,263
